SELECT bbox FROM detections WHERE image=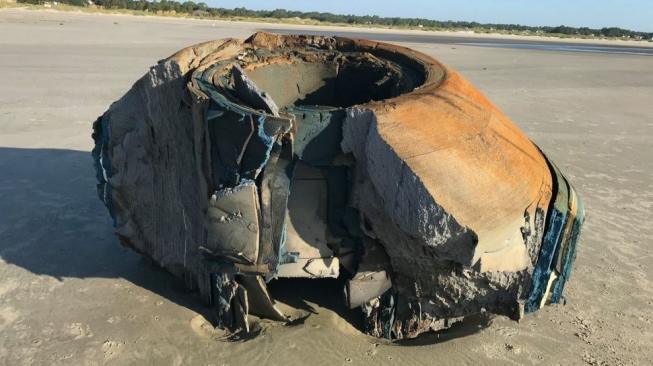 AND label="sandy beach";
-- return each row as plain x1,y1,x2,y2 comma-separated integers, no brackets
0,8,652,366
